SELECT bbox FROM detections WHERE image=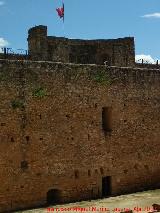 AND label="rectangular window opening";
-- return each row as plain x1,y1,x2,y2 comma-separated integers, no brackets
102,107,112,134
